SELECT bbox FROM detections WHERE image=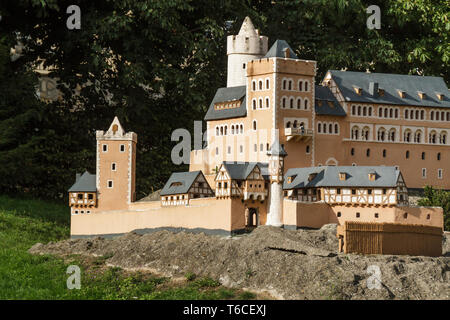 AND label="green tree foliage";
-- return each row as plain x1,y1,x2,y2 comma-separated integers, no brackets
417,186,450,231
0,0,448,200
